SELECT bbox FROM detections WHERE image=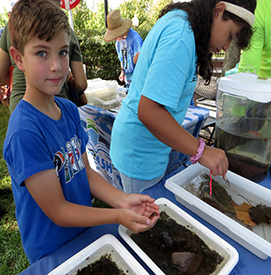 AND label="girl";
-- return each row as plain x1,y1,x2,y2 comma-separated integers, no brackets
110,0,256,193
